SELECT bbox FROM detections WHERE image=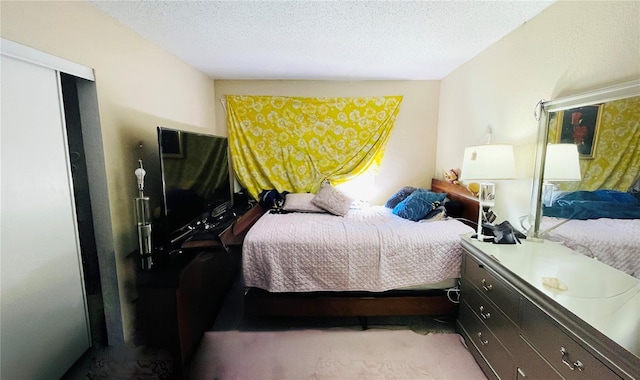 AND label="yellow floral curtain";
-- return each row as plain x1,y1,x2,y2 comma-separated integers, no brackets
226,95,403,199
549,96,640,192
